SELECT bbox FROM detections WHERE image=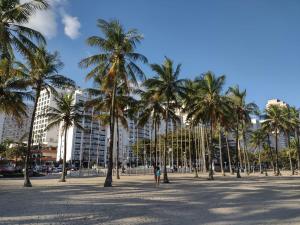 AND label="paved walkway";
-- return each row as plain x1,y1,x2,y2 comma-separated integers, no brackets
0,173,300,225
